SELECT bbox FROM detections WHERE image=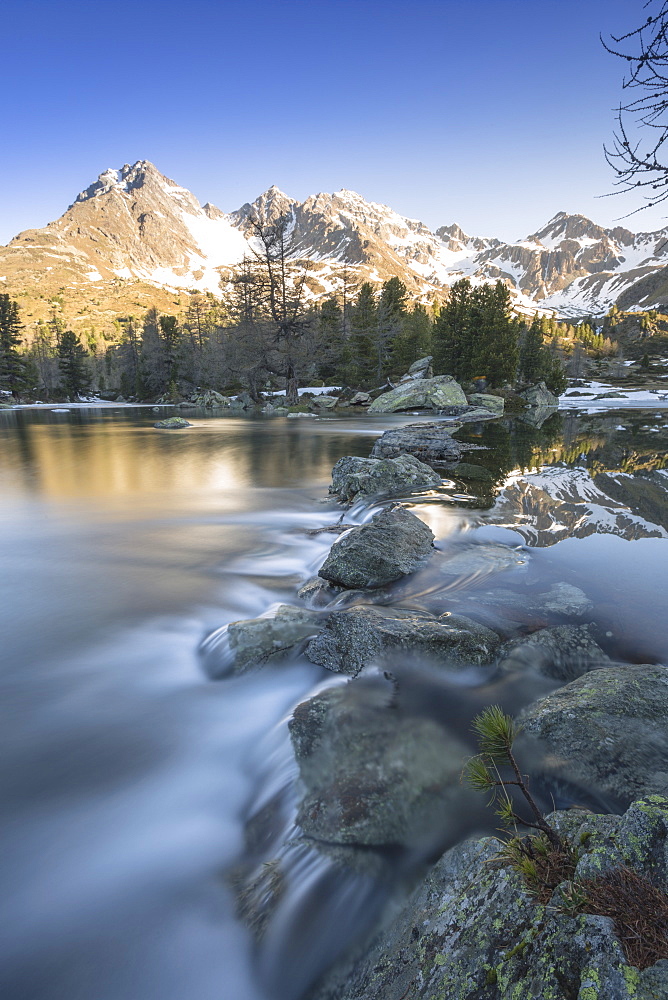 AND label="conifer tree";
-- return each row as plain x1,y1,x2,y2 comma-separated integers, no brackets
346,283,378,387
316,296,345,382
375,277,408,380
390,303,433,373
0,294,34,397
58,330,91,398
433,278,473,381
